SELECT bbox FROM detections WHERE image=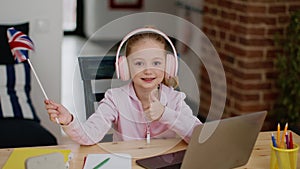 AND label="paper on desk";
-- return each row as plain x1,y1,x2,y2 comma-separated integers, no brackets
83,153,132,169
